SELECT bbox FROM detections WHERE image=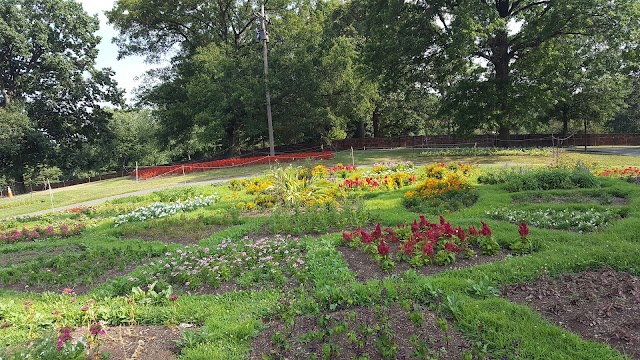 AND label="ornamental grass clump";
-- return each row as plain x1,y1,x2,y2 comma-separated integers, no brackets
342,215,504,271
113,195,219,226
403,163,477,213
